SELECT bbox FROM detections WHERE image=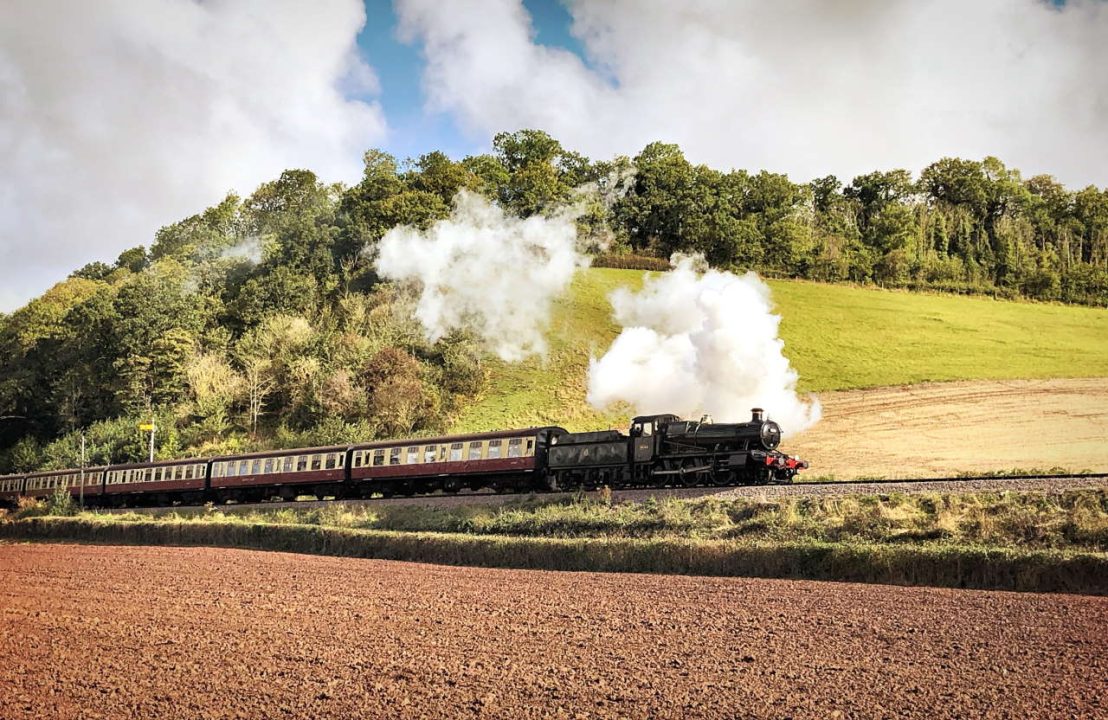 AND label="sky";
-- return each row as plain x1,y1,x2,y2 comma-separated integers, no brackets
1,0,1106,313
